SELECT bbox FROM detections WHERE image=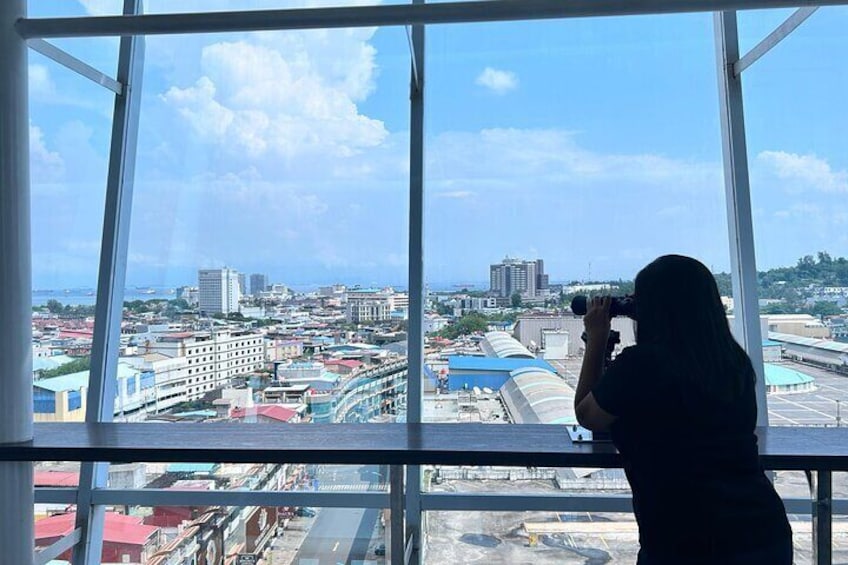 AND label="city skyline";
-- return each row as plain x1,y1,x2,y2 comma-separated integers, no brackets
28,1,848,290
